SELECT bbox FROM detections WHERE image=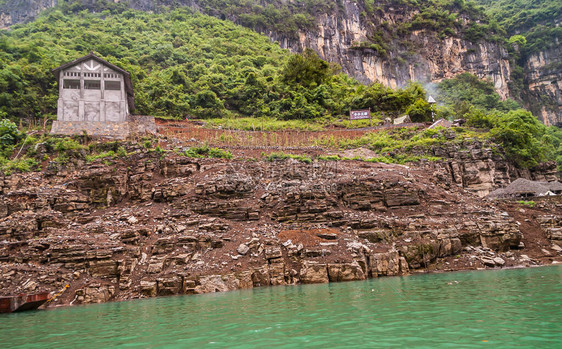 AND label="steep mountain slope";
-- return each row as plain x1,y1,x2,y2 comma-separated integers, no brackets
0,0,560,124
472,0,561,126
0,1,512,97
2,7,443,124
